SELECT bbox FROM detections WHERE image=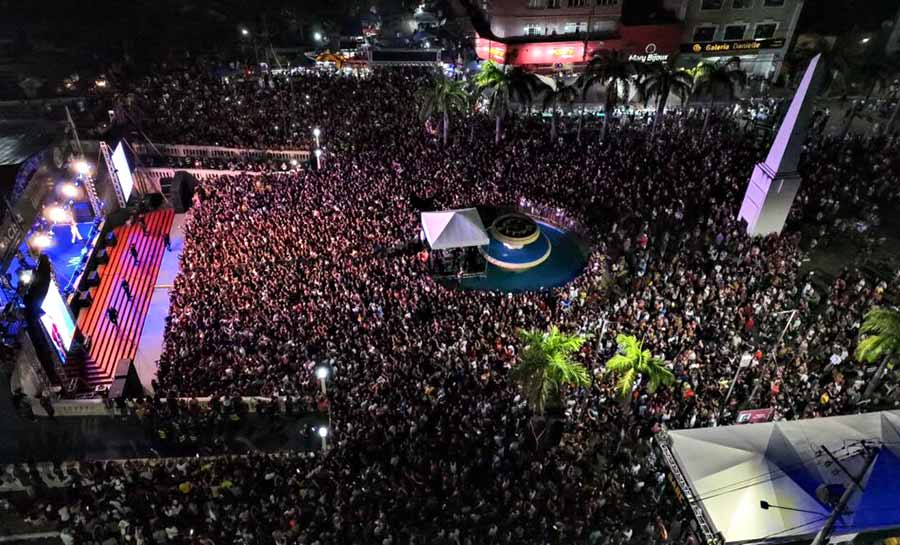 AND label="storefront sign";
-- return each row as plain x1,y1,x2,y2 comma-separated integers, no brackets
629,43,670,63
680,38,786,54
